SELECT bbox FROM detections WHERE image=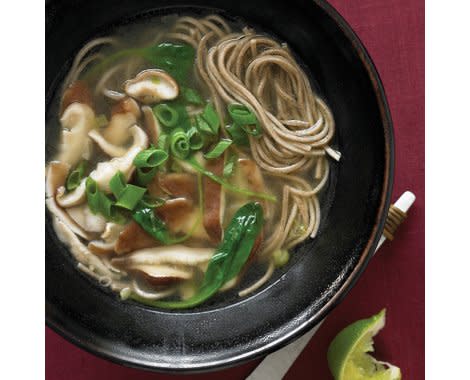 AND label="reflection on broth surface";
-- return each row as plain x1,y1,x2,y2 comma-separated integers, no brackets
45,13,339,308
